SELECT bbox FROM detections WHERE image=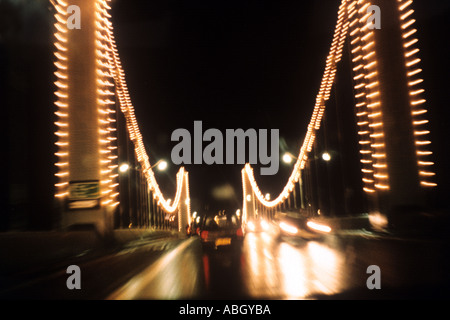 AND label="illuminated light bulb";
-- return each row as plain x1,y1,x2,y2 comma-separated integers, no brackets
399,0,413,11
415,140,431,145
368,112,382,118
55,162,69,167
405,48,420,58
367,102,381,108
419,171,435,176
406,58,421,67
402,28,417,39
55,131,68,137
400,9,414,21
417,151,432,156
362,41,374,51
365,71,378,79
404,38,418,48
401,19,415,30
55,172,69,177
358,2,371,13
366,81,379,89
409,89,424,96
370,133,384,138
55,192,69,198
420,181,437,187
366,91,380,98
411,99,426,105
413,120,429,125
412,109,427,116
418,161,434,166
351,46,361,54
364,61,377,69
